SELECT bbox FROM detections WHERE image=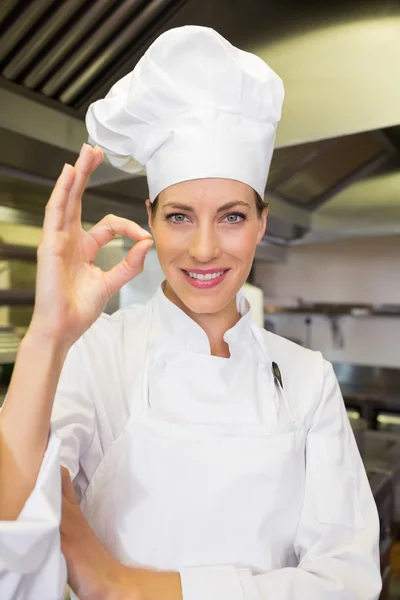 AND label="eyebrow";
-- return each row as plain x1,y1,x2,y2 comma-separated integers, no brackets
162,200,251,212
